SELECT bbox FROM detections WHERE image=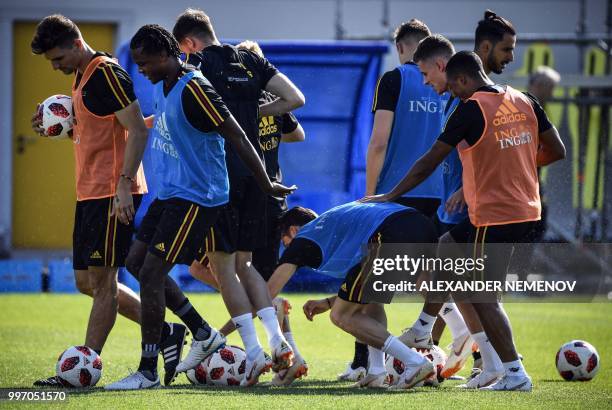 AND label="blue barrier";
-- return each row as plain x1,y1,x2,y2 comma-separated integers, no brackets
48,258,77,293
0,260,43,292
